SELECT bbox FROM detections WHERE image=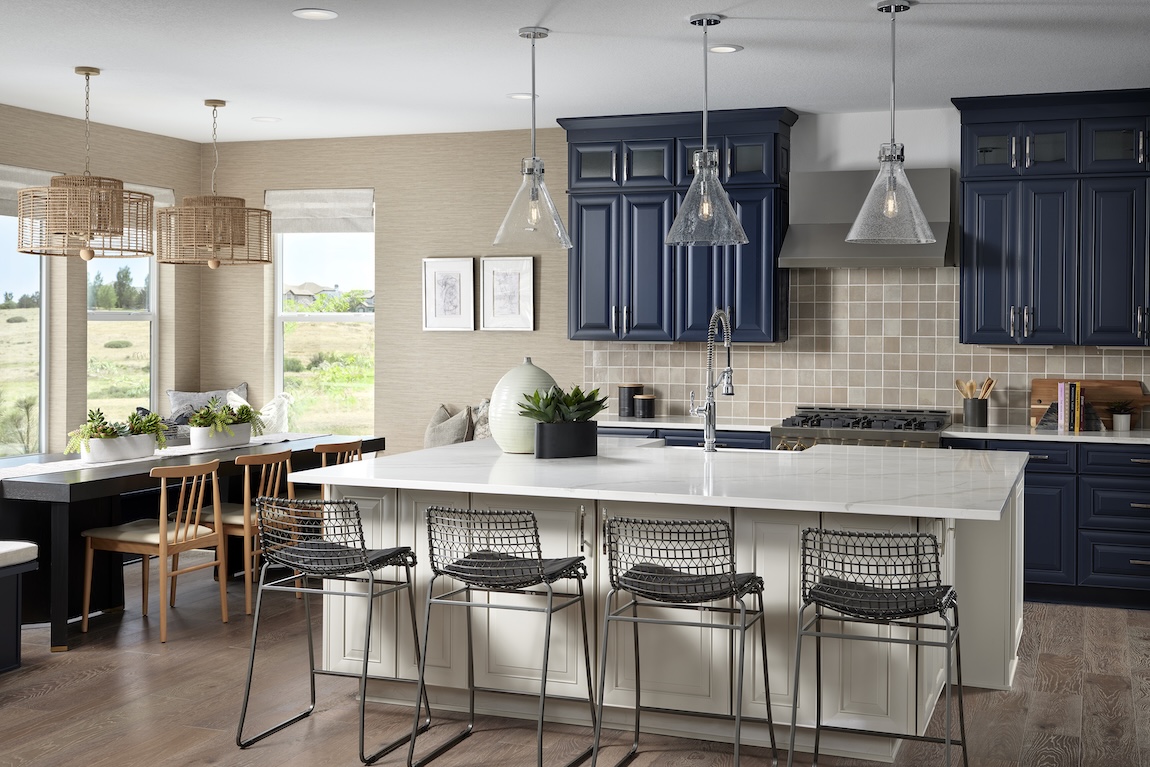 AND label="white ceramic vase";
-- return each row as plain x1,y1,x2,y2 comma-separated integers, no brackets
489,357,557,453
81,433,157,463
1112,413,1132,431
